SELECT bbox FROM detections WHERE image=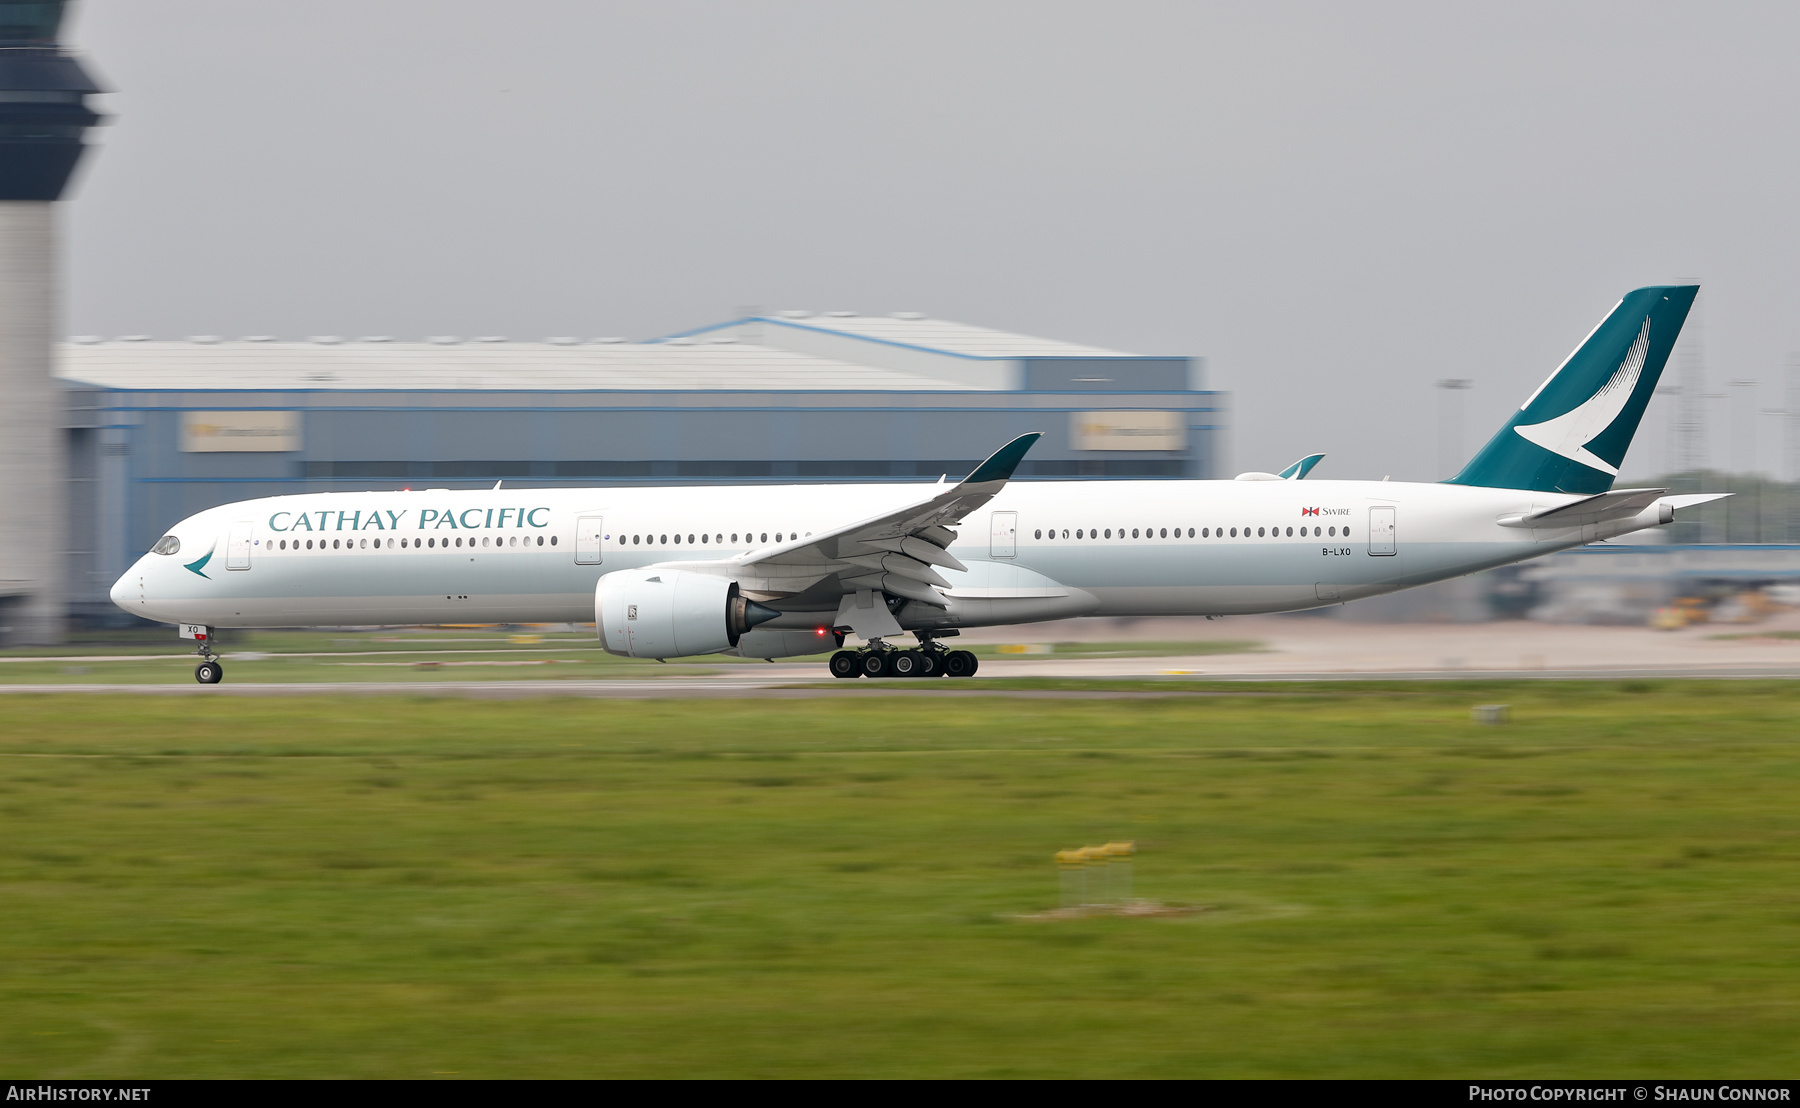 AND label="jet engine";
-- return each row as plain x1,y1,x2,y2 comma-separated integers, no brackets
596,569,780,659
